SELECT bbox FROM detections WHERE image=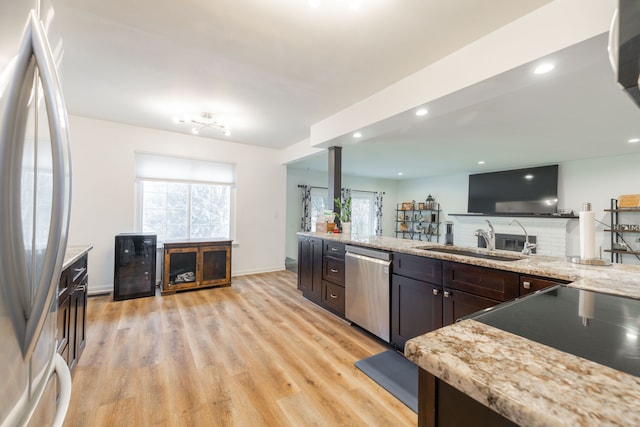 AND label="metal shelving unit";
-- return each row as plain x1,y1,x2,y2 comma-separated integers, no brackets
604,198,640,263
395,203,441,242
